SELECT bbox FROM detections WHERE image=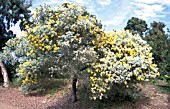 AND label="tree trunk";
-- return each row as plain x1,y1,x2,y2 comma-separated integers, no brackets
0,60,9,87
71,75,77,103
